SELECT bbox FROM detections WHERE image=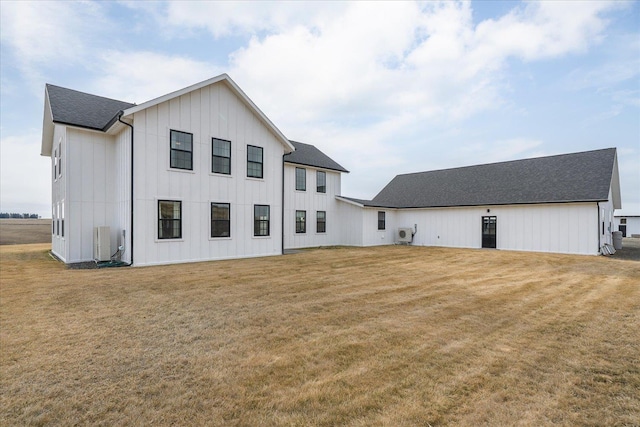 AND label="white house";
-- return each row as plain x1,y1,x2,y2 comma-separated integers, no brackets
614,215,640,237
337,148,621,256
41,74,621,265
